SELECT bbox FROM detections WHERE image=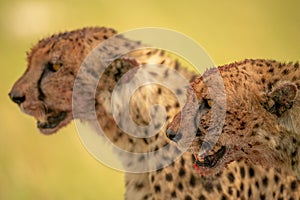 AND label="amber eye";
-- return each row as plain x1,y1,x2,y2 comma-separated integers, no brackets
47,62,62,72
